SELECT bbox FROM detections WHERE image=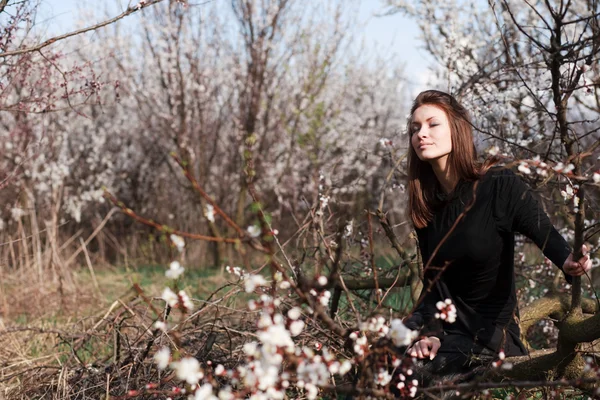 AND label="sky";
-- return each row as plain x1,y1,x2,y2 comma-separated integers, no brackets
36,0,433,94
